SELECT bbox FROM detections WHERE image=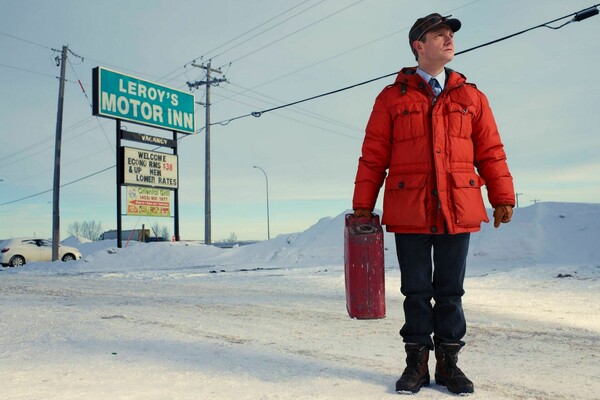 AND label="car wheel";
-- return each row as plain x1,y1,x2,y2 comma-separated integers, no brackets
62,253,76,262
9,255,26,267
